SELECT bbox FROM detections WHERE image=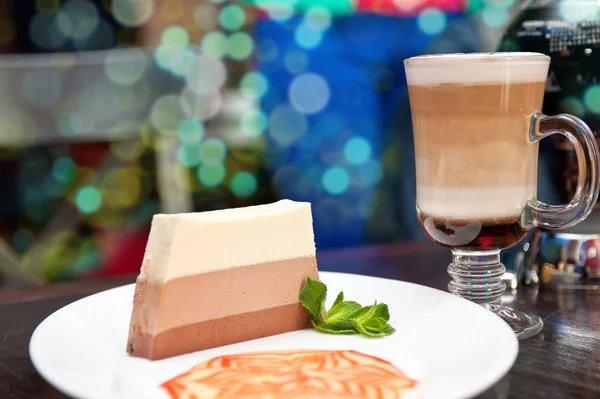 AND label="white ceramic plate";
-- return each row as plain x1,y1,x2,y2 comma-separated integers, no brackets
30,272,518,399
